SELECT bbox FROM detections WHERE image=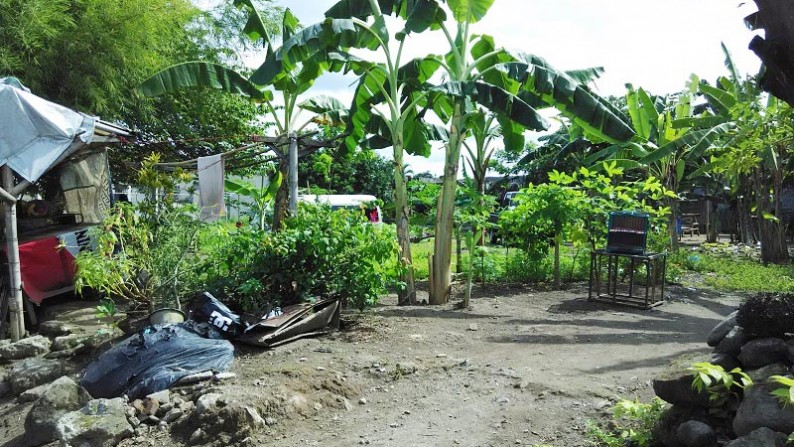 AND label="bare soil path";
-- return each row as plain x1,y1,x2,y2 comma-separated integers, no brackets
0,282,742,447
